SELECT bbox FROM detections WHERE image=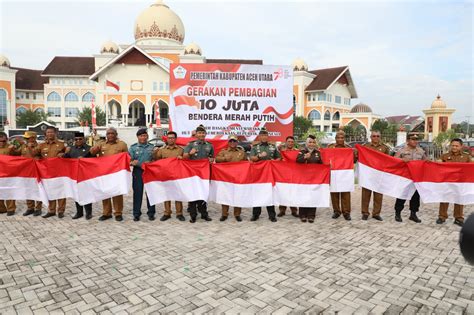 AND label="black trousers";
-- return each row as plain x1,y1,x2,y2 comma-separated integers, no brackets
299,207,316,219
252,206,276,219
75,202,92,216
395,190,420,213
187,200,209,219
132,167,156,218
